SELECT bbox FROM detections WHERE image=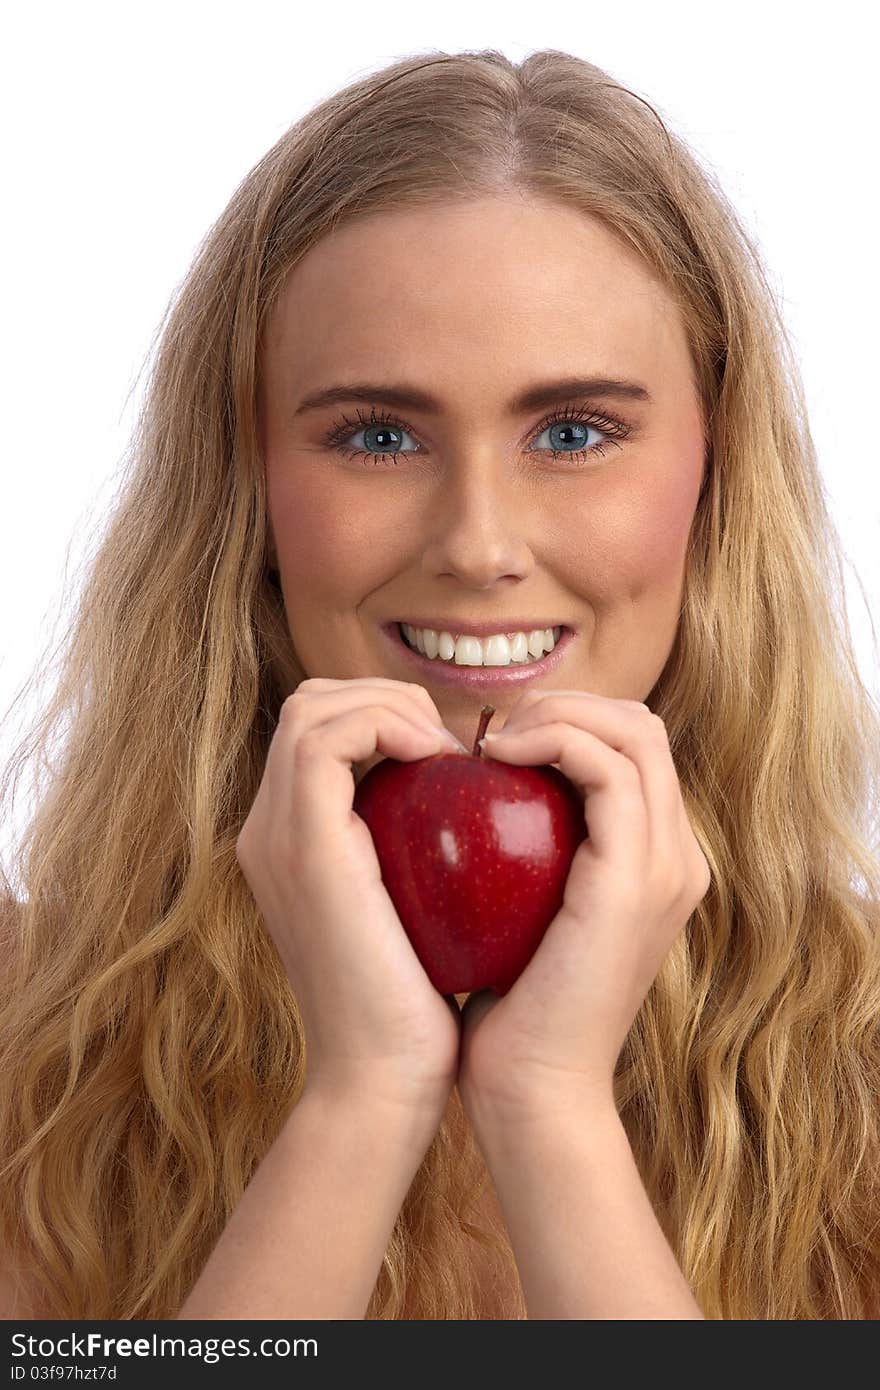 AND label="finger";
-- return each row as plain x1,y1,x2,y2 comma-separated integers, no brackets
296,676,448,729
484,697,681,867
480,721,649,871
270,685,453,795
277,705,458,840
498,687,644,734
